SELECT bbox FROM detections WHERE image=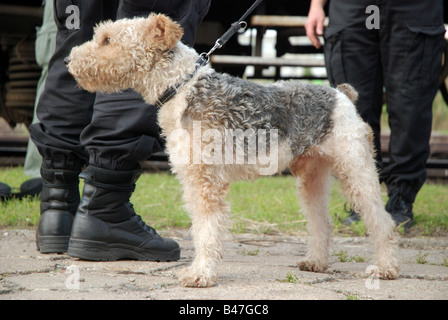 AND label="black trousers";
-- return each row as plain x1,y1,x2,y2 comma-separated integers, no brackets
29,0,210,171
324,0,445,203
